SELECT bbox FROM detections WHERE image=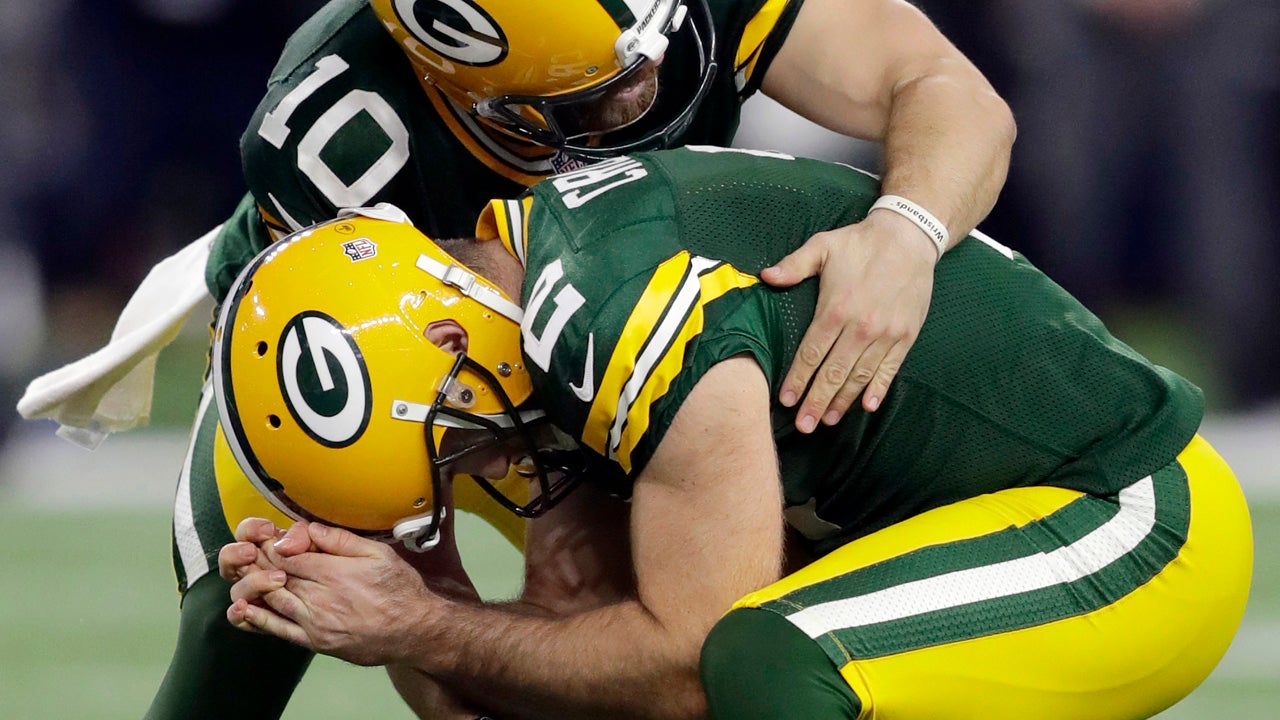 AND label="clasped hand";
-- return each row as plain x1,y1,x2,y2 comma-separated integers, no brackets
218,517,444,667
